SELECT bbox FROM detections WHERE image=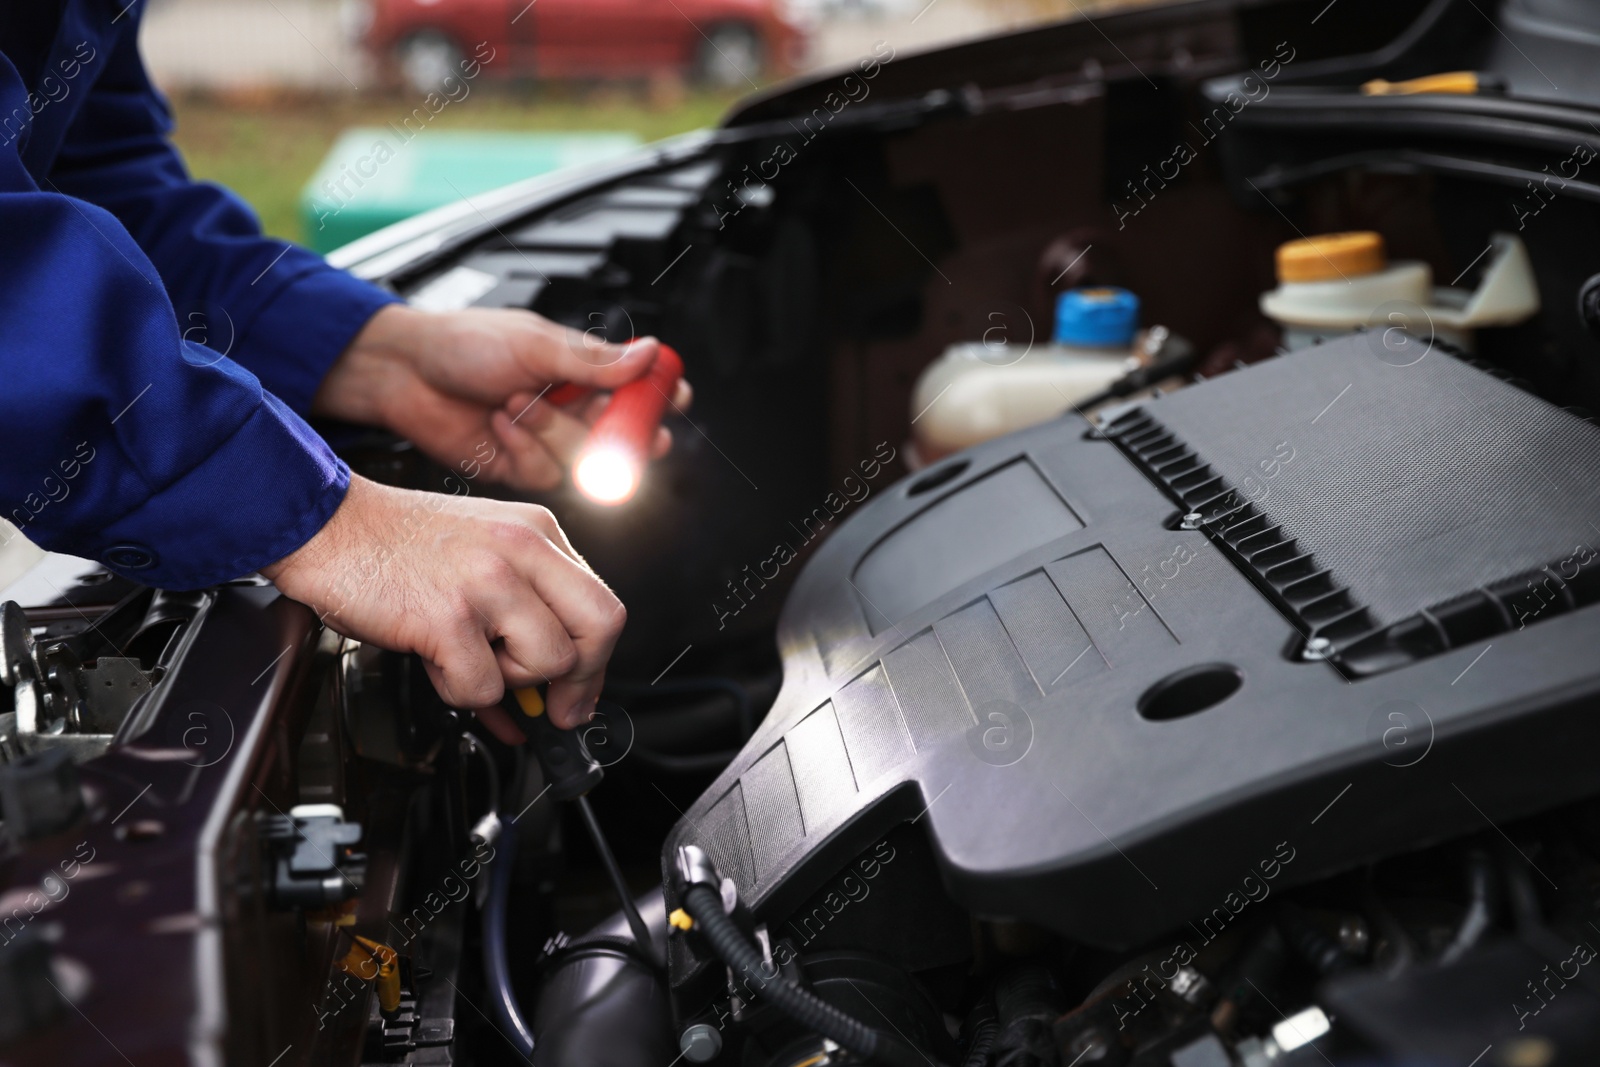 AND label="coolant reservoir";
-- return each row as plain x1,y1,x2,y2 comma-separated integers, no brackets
910,288,1140,462
1261,230,1539,351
